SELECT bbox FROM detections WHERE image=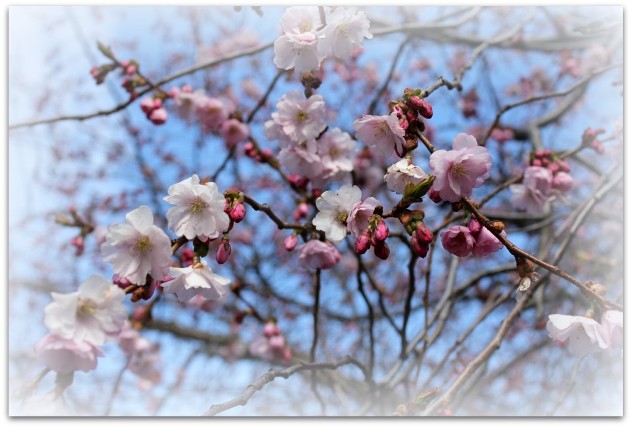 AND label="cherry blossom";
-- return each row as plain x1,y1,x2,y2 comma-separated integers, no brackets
219,118,250,147
546,314,610,357
601,310,623,348
317,128,356,180
312,184,363,243
469,219,506,256
35,334,103,374
270,90,326,143
384,158,429,195
44,275,126,346
352,112,406,158
347,196,380,239
429,133,493,202
273,6,325,73
320,7,372,60
440,225,475,257
296,240,341,270
101,205,172,285
163,261,231,302
163,174,230,241
510,166,553,215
